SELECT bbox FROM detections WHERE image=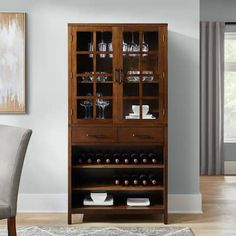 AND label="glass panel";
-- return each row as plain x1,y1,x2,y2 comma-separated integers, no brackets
96,55,112,74
77,83,93,96
141,54,159,74
142,32,159,51
143,99,159,120
77,32,93,51
123,83,139,97
77,55,93,74
143,83,159,97
77,99,93,119
123,99,140,120
96,83,113,96
123,32,140,56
